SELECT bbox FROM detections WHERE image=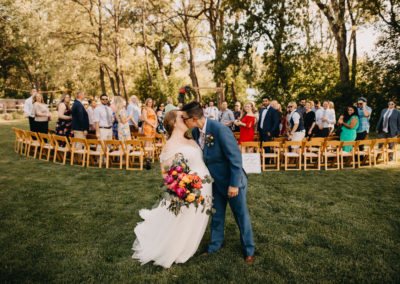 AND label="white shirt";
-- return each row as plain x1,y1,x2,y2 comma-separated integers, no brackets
93,104,113,127
198,118,208,146
259,106,270,129
205,106,219,120
24,96,34,117
289,111,300,125
383,108,394,133
87,106,95,126
315,108,336,128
